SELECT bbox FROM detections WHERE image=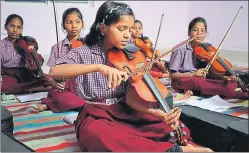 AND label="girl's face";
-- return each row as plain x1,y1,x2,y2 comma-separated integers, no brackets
189,22,206,43
131,22,142,39
104,15,135,49
64,12,83,38
6,18,23,41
